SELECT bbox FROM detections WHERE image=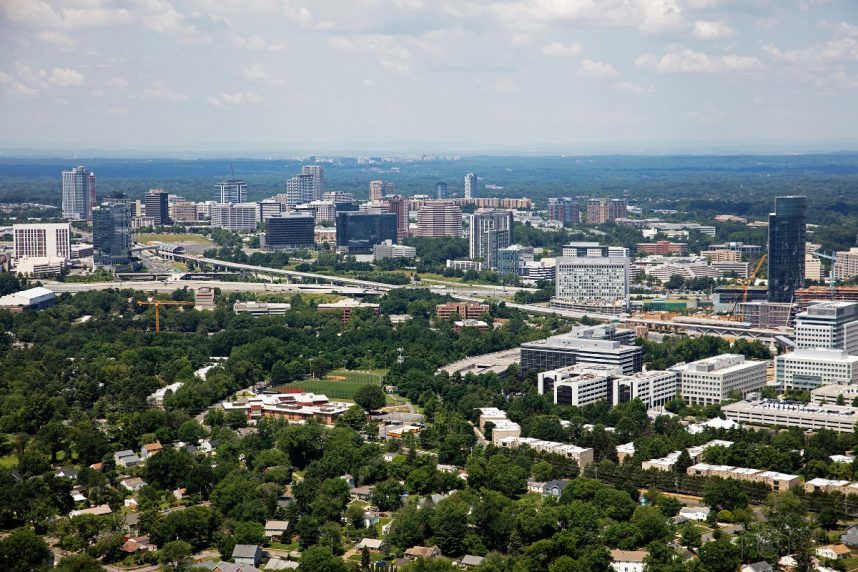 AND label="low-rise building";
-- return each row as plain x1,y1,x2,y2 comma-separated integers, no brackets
233,301,291,316
610,549,648,572
0,286,55,311
222,392,351,425
264,520,290,540
775,348,858,390
686,463,799,491
497,436,594,468
672,354,767,406
454,319,489,333
722,399,858,433
317,299,380,323
372,239,416,260
436,302,489,320
232,545,263,568
811,383,858,405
